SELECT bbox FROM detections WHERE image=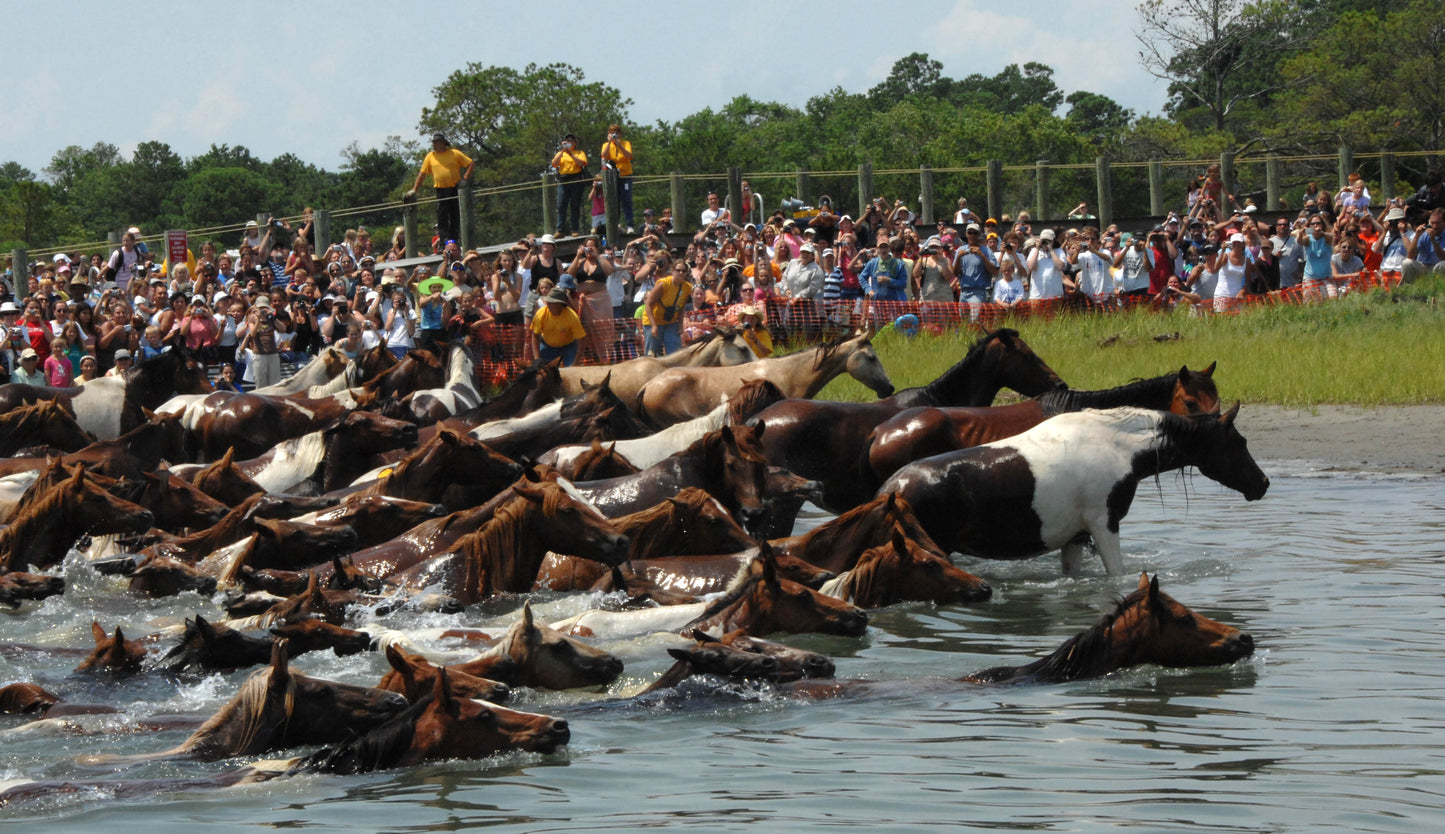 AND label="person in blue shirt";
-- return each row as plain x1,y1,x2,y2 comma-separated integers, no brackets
860,240,909,302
